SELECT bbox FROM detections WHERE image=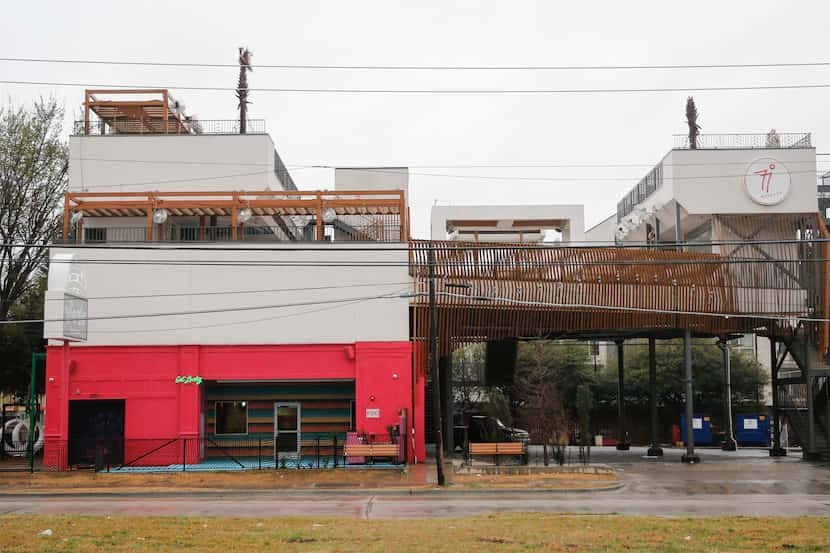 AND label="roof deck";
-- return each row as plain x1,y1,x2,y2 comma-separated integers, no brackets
76,89,265,136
